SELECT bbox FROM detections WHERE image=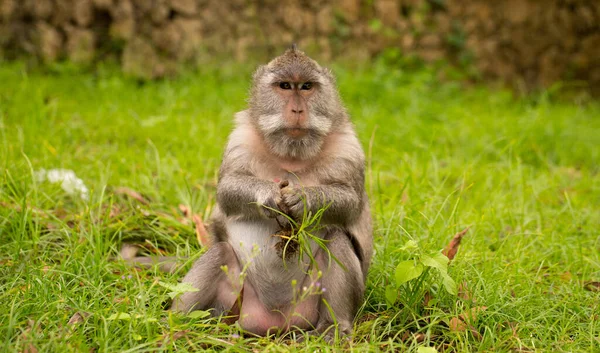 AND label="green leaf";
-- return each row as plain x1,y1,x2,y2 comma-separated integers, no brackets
107,312,131,321
158,281,199,299
426,298,439,307
399,240,419,253
187,310,211,319
394,260,424,286
421,252,456,295
442,273,458,295
421,252,449,275
133,314,158,322
385,284,397,306
417,346,438,353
